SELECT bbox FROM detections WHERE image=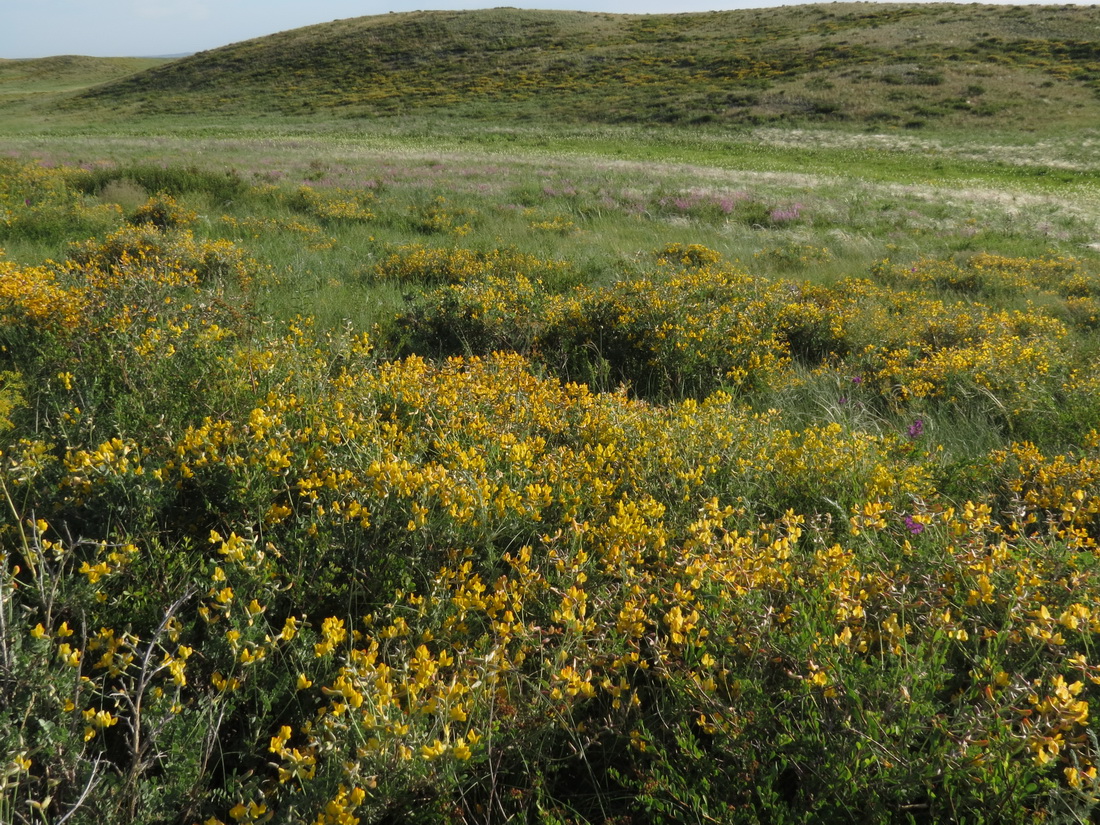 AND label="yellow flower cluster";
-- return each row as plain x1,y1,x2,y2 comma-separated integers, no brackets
220,214,302,239
407,249,810,395
528,214,579,233
875,253,1087,297
17,320,1096,816
128,193,198,230
408,196,476,236
0,255,87,332
64,223,259,294
989,438,1100,547
290,185,376,223
6,164,1100,822
0,159,122,239
371,242,572,286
